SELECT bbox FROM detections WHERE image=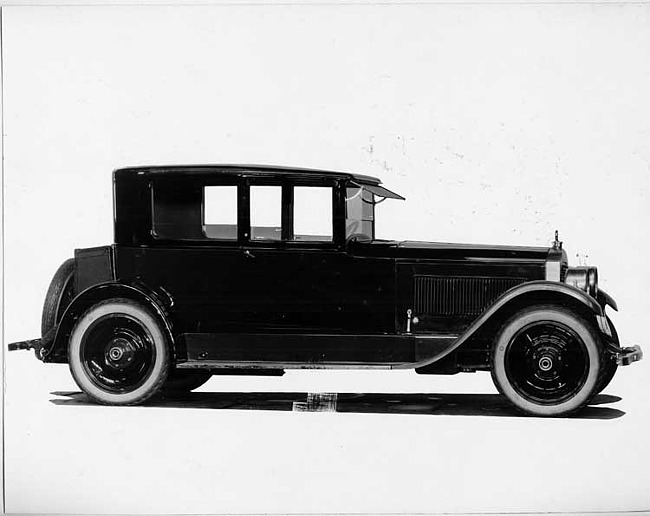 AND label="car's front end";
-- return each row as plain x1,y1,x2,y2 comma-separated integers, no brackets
346,181,642,416
544,231,642,368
